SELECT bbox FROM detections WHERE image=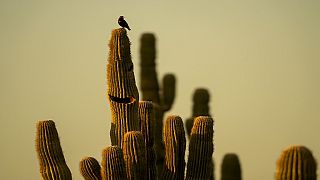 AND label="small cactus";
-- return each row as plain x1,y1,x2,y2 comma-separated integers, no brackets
122,131,147,180
107,28,140,148
275,145,317,180
162,115,186,180
80,157,101,180
221,153,242,180
186,116,214,180
35,120,72,180
101,146,127,180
